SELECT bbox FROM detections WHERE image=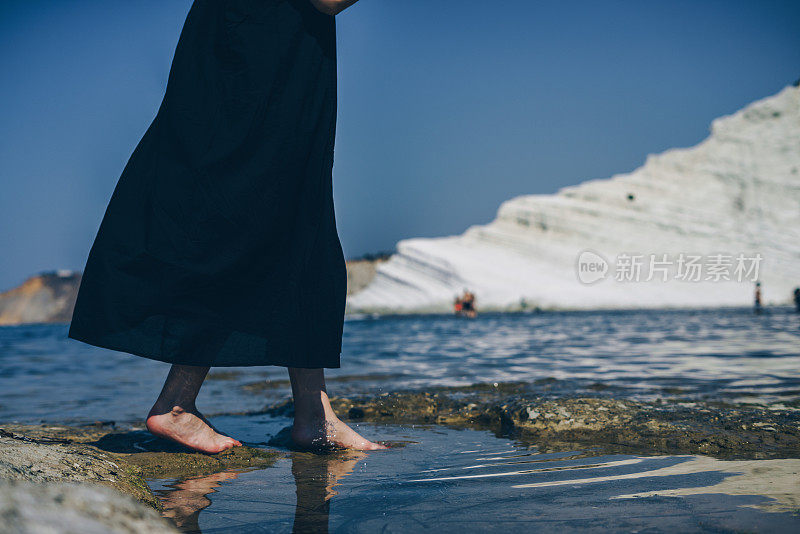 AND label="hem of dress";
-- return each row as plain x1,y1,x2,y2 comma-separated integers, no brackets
66,323,342,369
